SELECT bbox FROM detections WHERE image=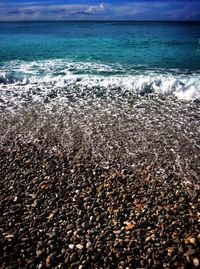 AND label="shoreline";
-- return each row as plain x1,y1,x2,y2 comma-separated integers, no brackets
0,97,200,268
